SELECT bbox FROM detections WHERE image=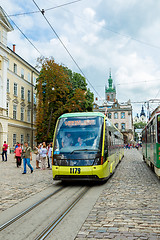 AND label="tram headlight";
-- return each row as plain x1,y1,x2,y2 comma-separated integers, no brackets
53,158,58,166
94,158,101,165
